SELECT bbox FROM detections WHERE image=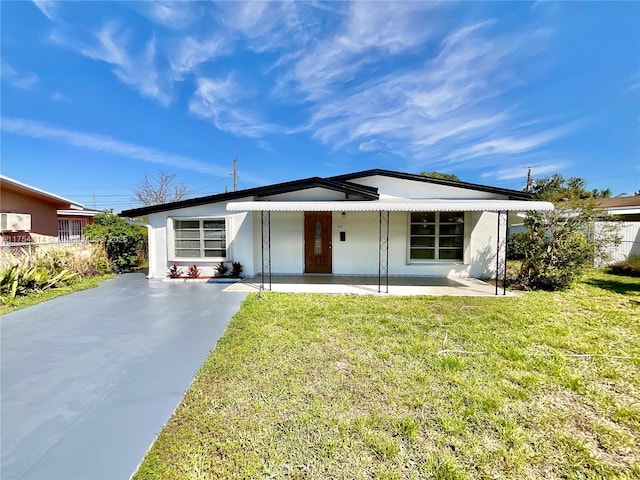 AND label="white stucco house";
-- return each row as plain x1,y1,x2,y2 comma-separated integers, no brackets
119,169,553,290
